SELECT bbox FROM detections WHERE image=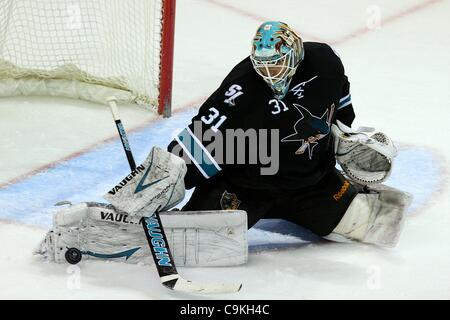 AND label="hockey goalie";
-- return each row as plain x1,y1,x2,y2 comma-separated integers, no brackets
35,21,412,267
